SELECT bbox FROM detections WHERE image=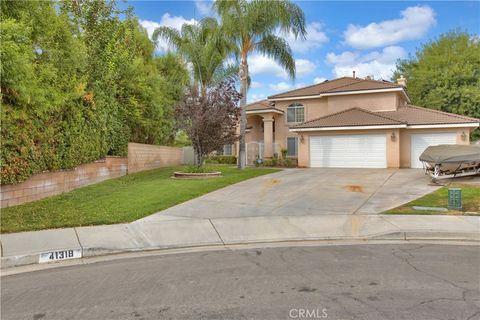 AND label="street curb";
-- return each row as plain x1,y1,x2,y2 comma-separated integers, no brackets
2,231,479,269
